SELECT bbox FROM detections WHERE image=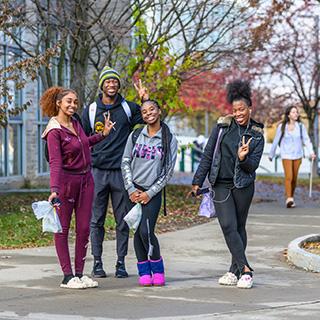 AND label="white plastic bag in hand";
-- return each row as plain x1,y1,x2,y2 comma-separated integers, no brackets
32,201,52,219
32,201,62,233
124,203,142,230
